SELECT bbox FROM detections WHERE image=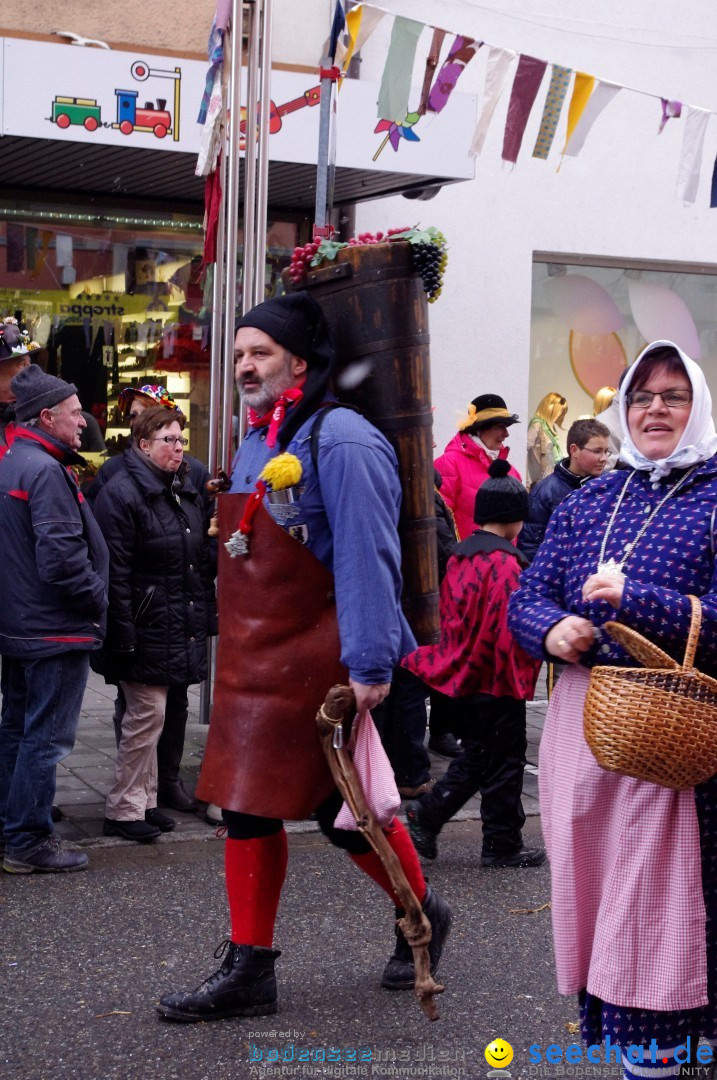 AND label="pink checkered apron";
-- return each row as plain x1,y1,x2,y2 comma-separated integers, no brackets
540,664,708,1011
